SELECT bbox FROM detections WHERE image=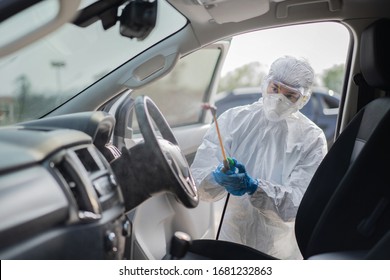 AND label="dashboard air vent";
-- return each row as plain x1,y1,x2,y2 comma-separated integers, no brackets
52,148,102,222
